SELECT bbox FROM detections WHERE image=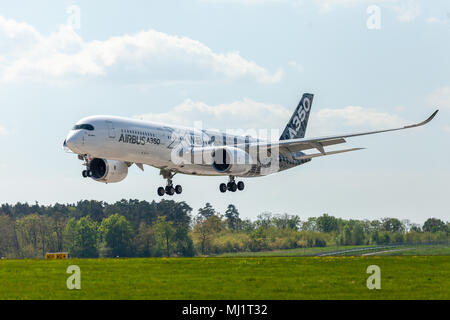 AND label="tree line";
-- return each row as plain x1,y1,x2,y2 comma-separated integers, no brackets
0,200,448,258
